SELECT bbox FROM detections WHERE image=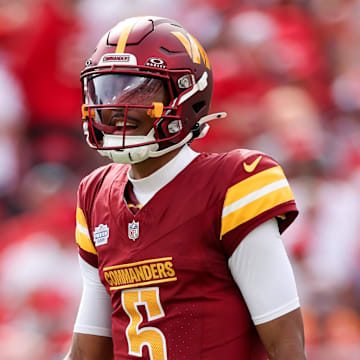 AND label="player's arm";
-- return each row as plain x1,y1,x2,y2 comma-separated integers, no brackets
64,257,114,359
256,308,306,360
228,219,306,360
65,333,113,360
